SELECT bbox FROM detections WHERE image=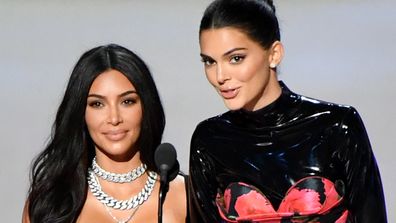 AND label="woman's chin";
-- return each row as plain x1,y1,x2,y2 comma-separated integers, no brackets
223,100,244,111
